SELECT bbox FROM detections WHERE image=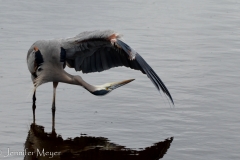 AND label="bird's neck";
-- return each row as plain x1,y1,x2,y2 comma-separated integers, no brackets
73,75,97,93
60,71,96,93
